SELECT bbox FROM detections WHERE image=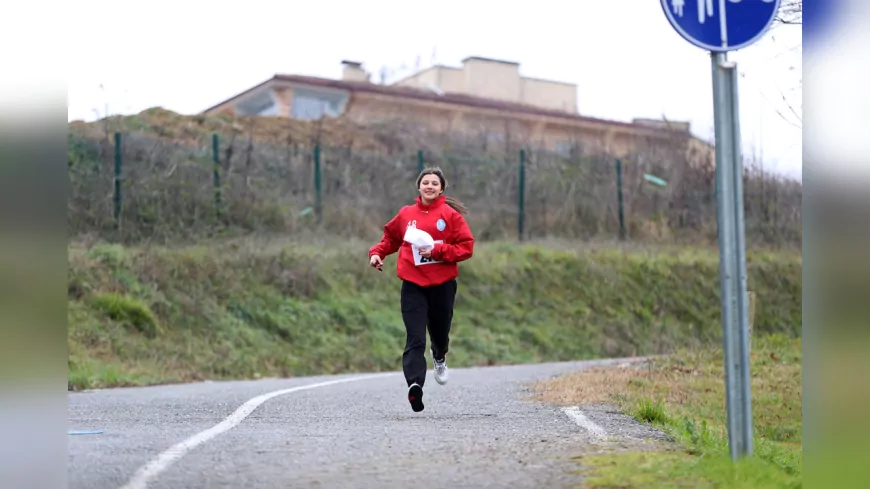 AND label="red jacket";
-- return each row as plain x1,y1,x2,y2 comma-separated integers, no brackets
369,195,474,287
